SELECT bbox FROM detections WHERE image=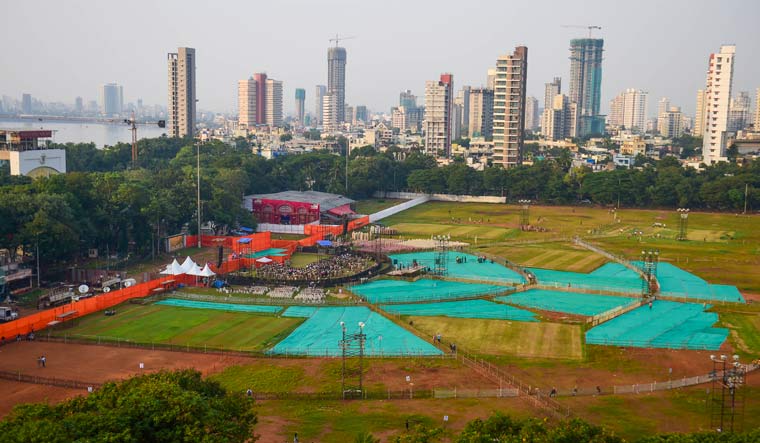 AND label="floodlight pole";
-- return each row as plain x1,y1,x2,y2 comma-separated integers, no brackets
677,208,689,241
